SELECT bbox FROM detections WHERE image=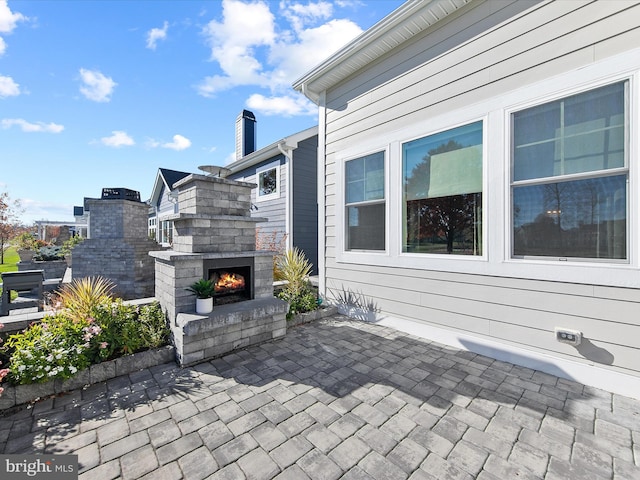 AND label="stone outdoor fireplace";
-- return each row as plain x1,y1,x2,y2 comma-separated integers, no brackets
150,173,288,366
